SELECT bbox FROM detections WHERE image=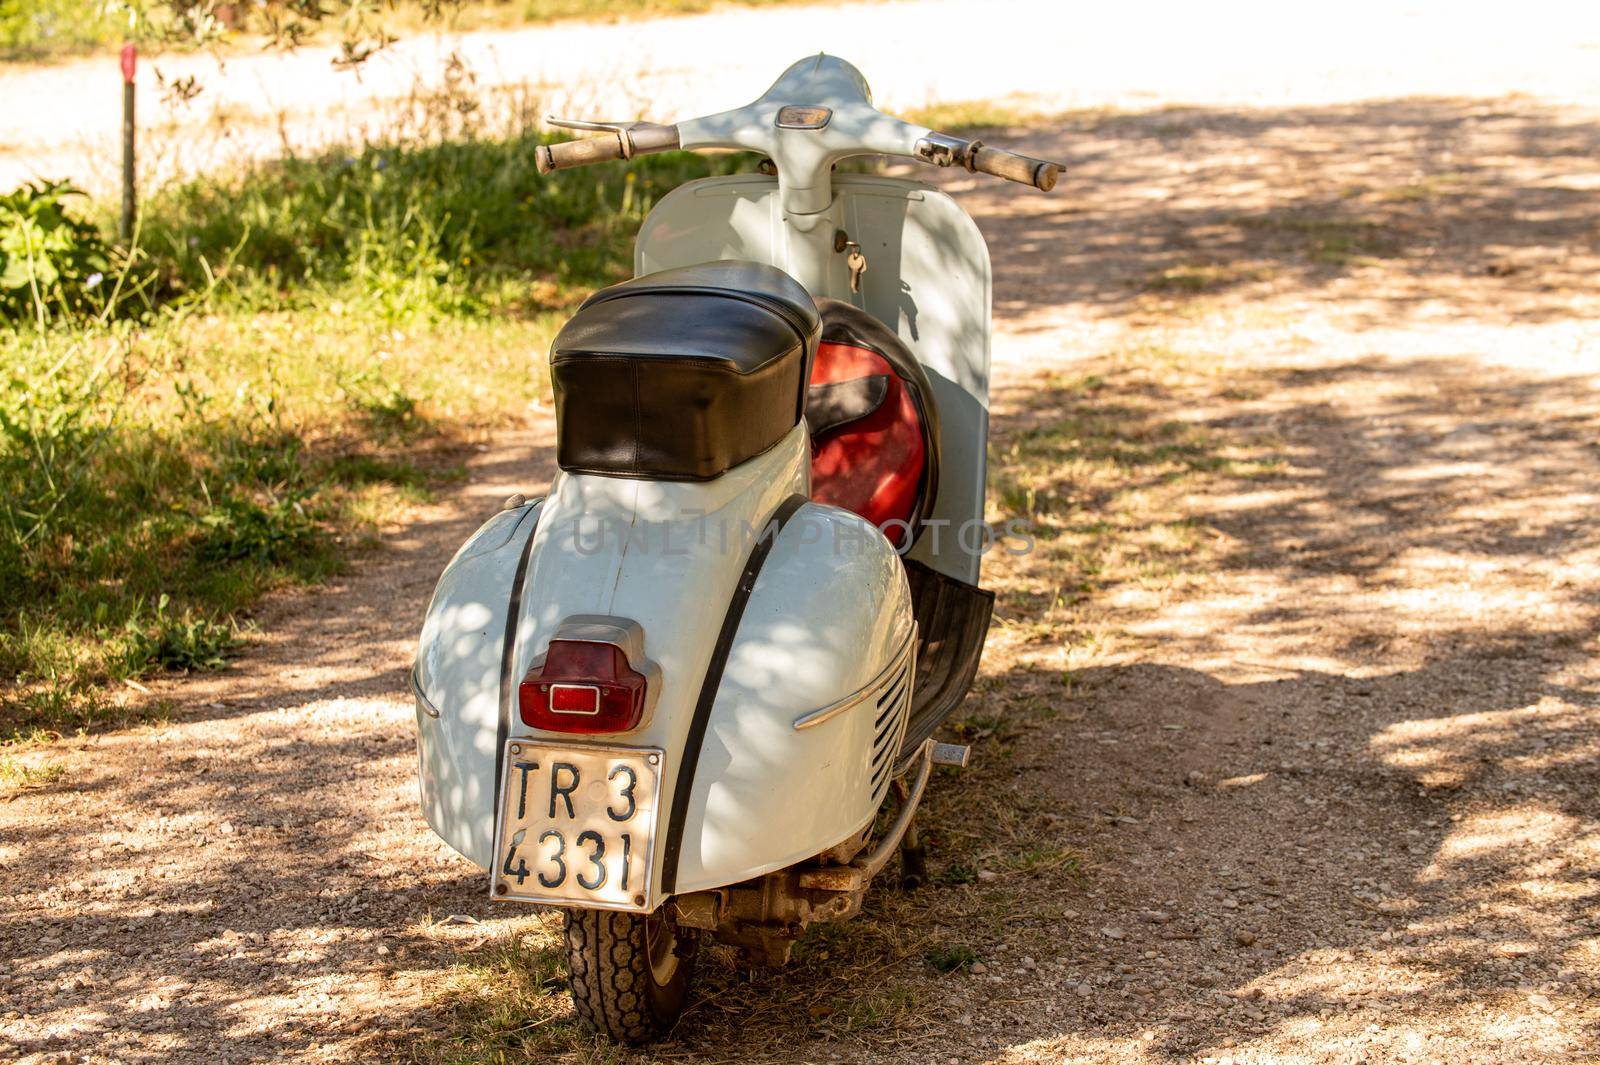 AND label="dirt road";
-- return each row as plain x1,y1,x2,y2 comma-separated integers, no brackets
5,0,1600,195
4,84,1600,1065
